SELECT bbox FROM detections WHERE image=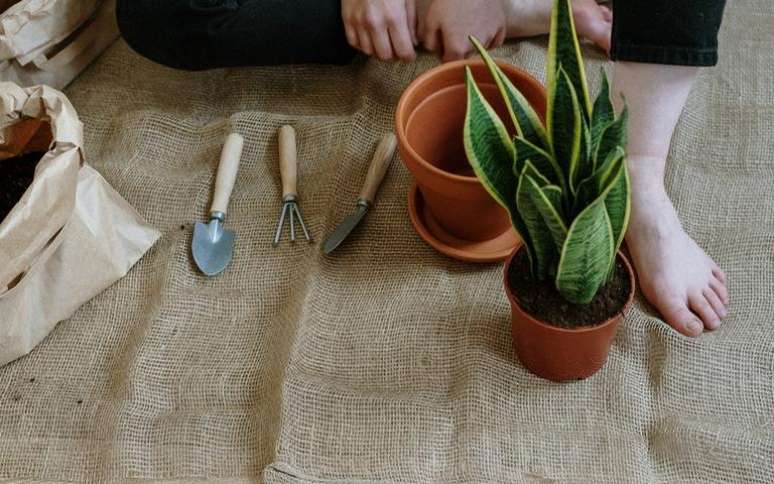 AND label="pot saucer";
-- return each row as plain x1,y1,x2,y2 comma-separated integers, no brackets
407,183,520,263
